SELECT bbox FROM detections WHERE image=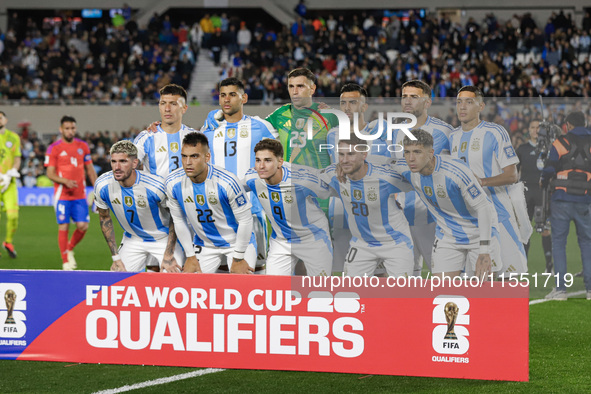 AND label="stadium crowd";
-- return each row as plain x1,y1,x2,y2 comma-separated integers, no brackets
0,10,196,104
